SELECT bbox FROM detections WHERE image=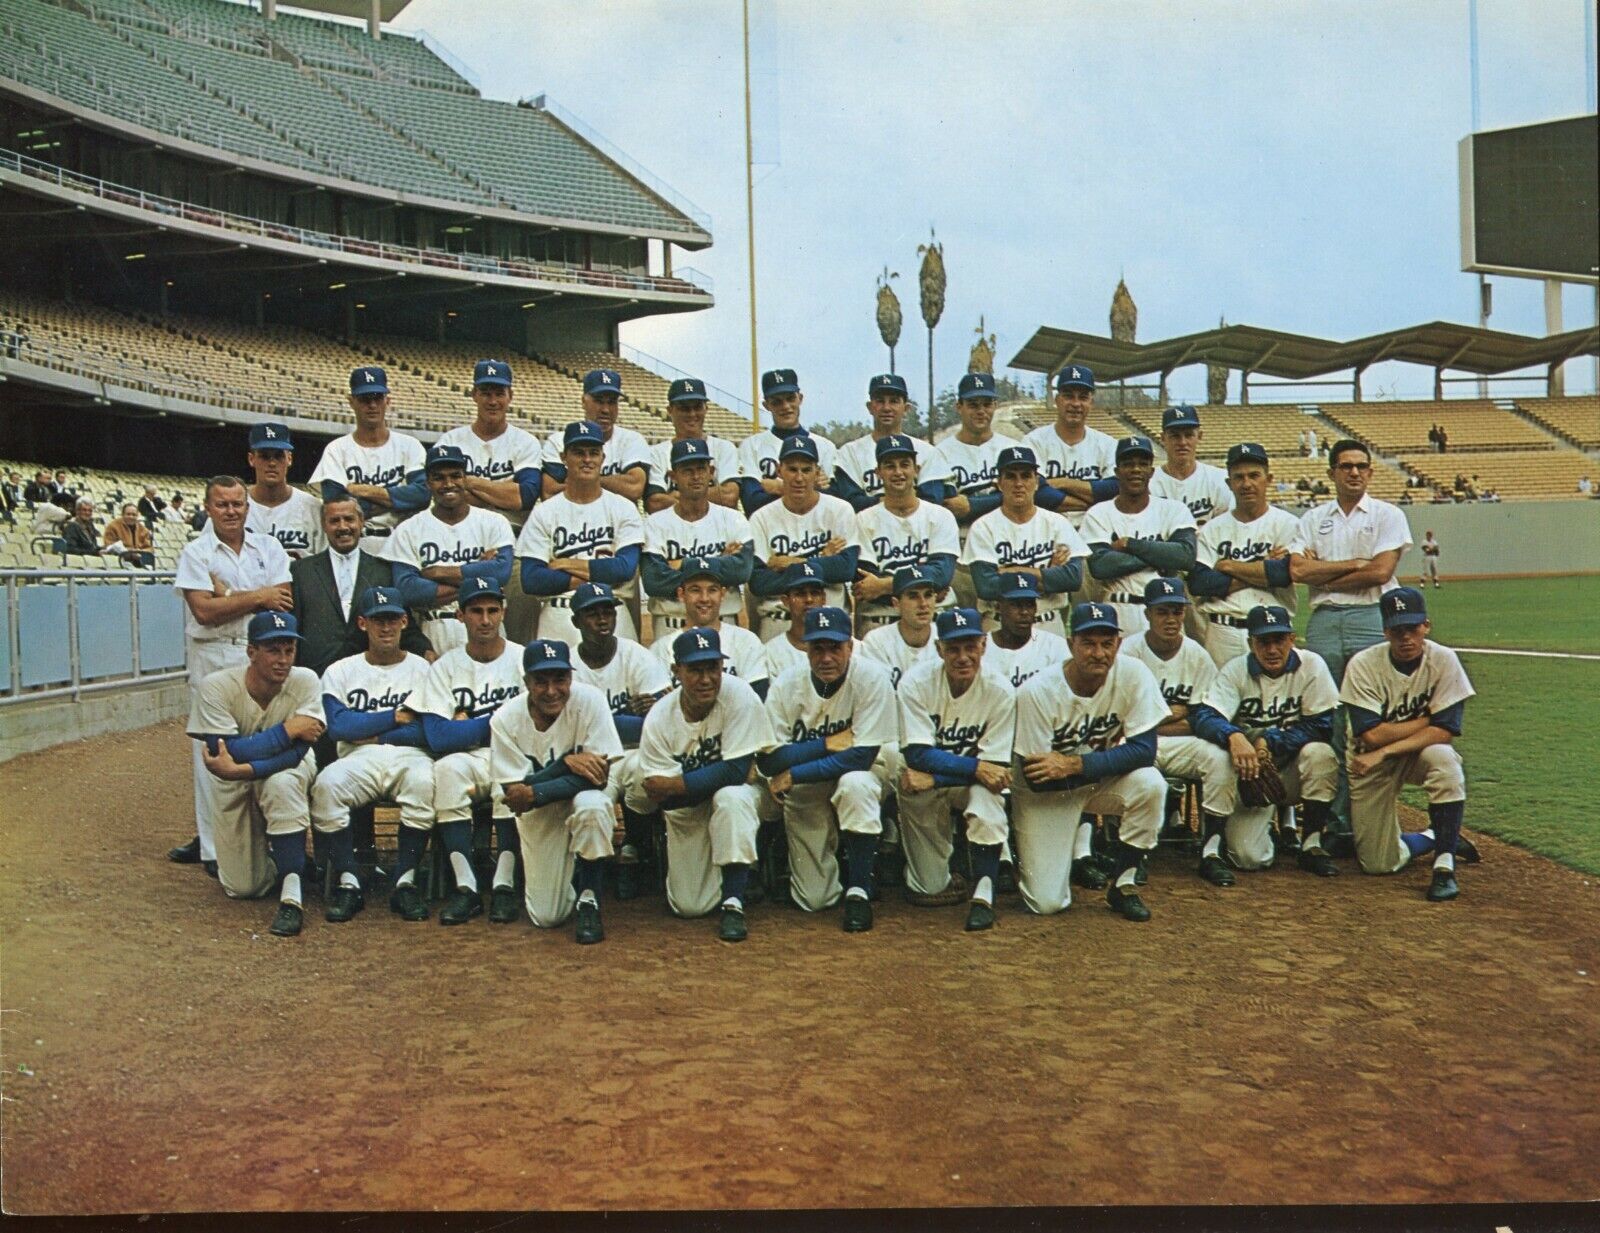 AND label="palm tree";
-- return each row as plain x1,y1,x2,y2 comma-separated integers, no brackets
917,229,945,431
875,267,902,373
1110,277,1136,409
